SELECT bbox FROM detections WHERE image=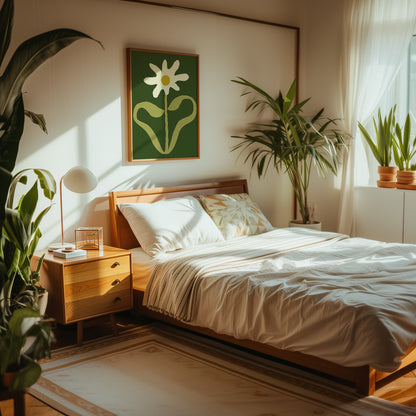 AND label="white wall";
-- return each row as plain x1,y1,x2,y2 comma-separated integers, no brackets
300,0,344,231
9,0,306,248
